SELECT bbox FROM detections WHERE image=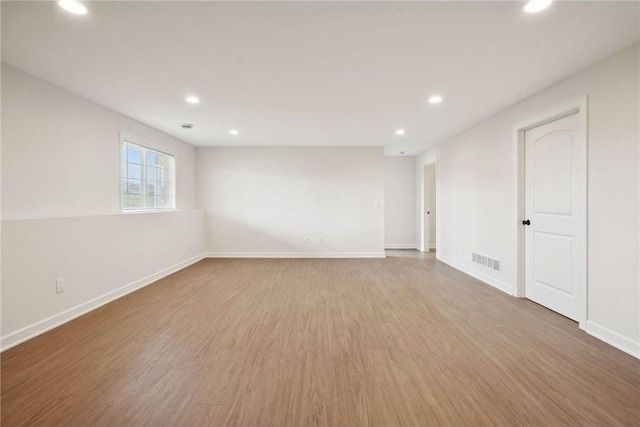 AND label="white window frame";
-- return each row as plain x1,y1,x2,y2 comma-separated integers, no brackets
120,133,176,213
